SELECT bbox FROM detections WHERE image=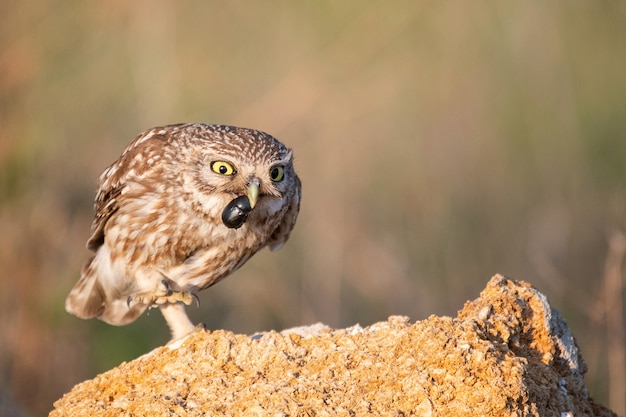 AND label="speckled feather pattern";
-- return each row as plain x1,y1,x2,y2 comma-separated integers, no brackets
66,124,301,335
